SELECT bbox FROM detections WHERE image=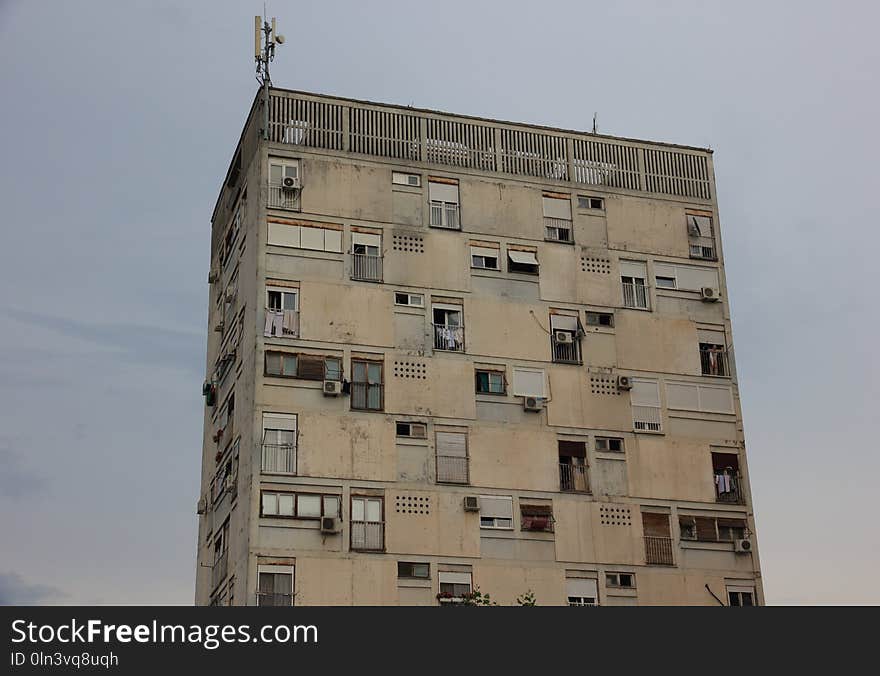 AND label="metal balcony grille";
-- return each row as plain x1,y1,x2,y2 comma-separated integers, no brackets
544,217,573,242
430,201,460,229
432,323,465,352
437,455,469,484
551,336,582,364
351,253,383,282
350,521,384,551
622,281,650,309
633,405,662,432
700,347,729,376
644,536,674,565
559,463,590,493
267,183,299,210
715,472,744,504
257,592,292,607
